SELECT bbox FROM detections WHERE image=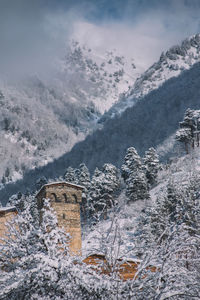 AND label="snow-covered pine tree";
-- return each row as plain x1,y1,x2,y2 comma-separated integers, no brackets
88,164,120,220
88,167,107,220
143,147,159,187
134,179,182,260
149,180,182,243
126,171,149,202
64,166,78,184
176,127,192,153
121,147,142,182
8,193,39,226
121,147,149,202
76,163,91,201
137,174,200,253
101,163,120,207
176,108,200,152
133,176,200,299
